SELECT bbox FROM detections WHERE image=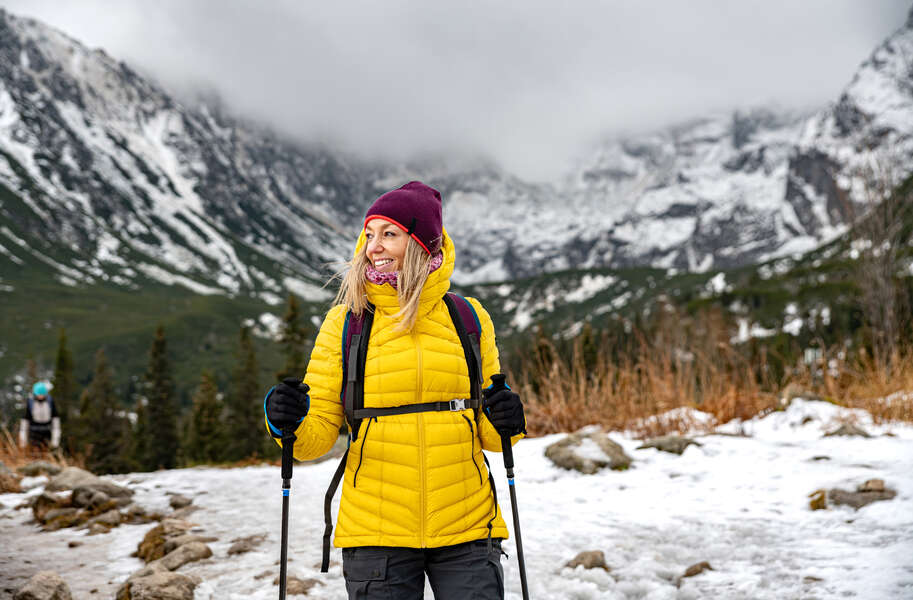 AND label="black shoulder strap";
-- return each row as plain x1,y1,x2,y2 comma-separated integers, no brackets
342,304,374,442
443,293,483,403
321,448,348,573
